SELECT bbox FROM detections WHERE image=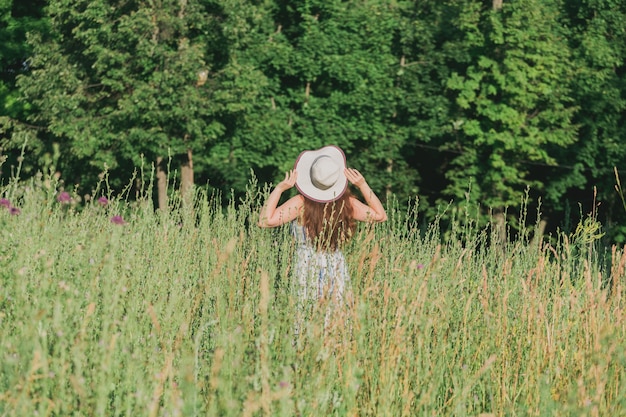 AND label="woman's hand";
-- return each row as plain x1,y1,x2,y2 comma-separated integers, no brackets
258,169,302,228
345,168,365,188
277,169,298,191
345,167,387,223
